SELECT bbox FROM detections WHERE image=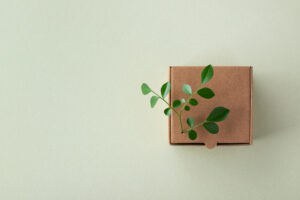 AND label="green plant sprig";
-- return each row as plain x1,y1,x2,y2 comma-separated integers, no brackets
141,65,230,141
177,83,203,133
